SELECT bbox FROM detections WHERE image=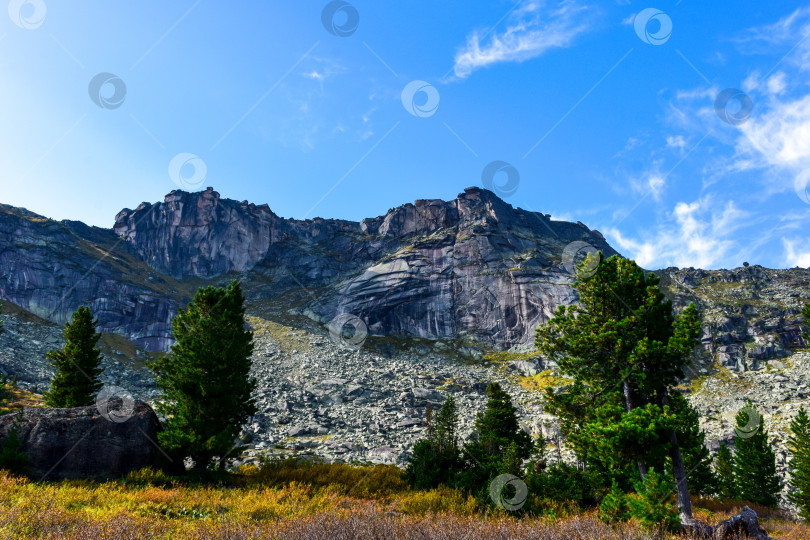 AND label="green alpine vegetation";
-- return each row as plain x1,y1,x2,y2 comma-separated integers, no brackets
732,402,781,507
405,382,537,508
43,306,104,408
788,407,810,520
715,443,736,500
149,280,256,475
456,382,535,503
535,253,704,524
404,395,461,490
